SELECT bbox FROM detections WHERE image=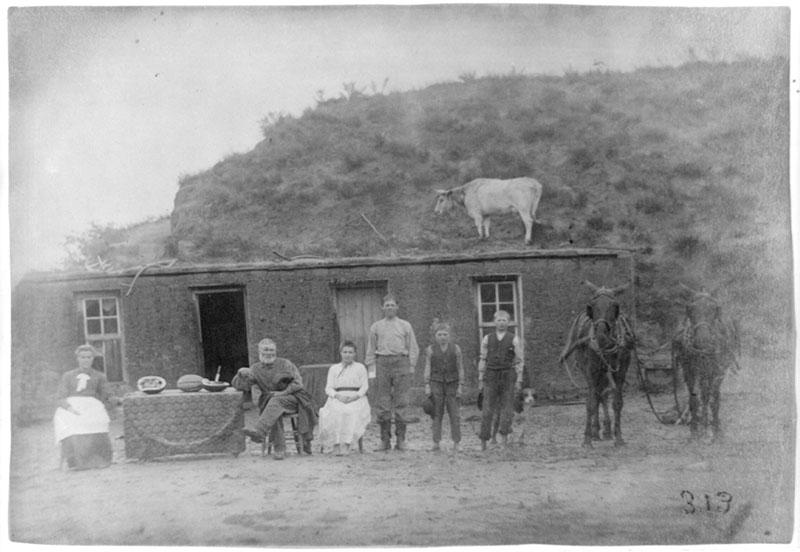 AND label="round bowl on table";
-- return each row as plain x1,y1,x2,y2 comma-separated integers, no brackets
137,376,167,395
201,379,230,392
